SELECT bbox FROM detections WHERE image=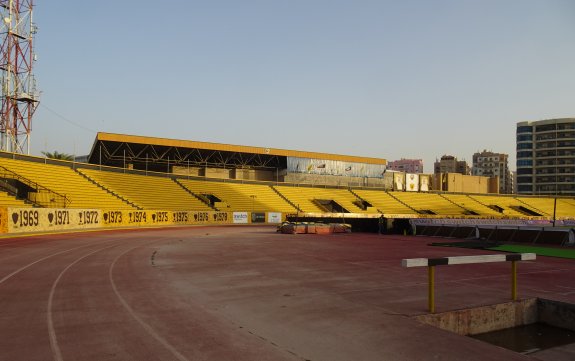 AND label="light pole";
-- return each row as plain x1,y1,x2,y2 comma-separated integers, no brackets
552,196,557,227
